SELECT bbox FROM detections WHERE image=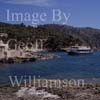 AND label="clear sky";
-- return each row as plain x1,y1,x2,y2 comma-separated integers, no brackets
0,0,100,28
